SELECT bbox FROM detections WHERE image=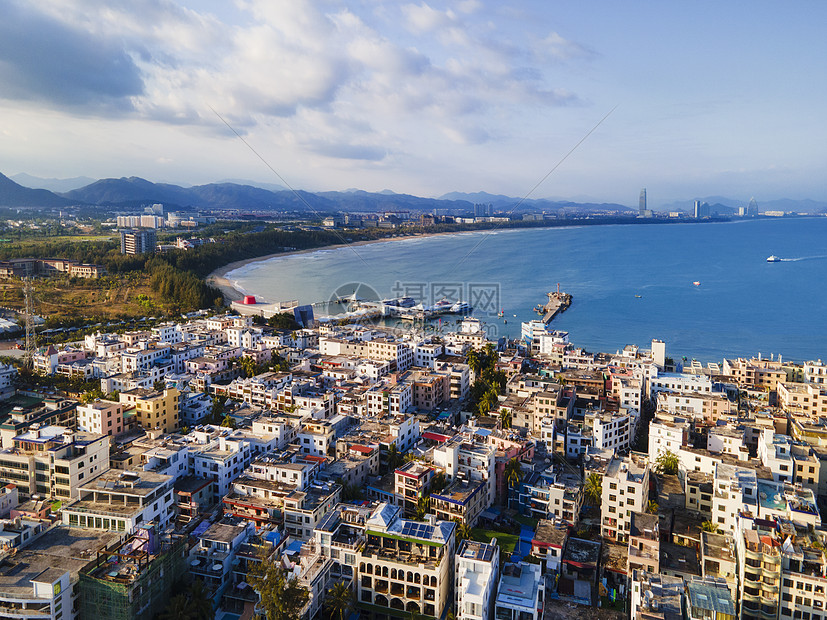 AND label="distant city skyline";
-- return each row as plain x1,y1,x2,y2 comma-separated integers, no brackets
1,1,826,205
